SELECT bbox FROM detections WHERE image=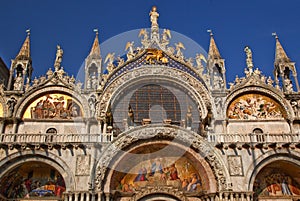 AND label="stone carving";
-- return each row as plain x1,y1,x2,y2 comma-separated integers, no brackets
13,75,23,91
26,94,82,119
88,95,96,118
195,53,206,71
127,104,134,127
228,156,243,176
54,45,63,71
95,125,228,191
76,155,91,176
139,29,149,48
132,186,187,201
116,56,125,67
149,6,159,27
145,49,168,64
161,29,171,48
215,97,222,115
7,97,17,117
125,41,135,61
291,99,300,117
244,46,253,73
104,53,115,74
227,94,284,120
284,78,294,92
175,42,185,60
185,106,193,129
